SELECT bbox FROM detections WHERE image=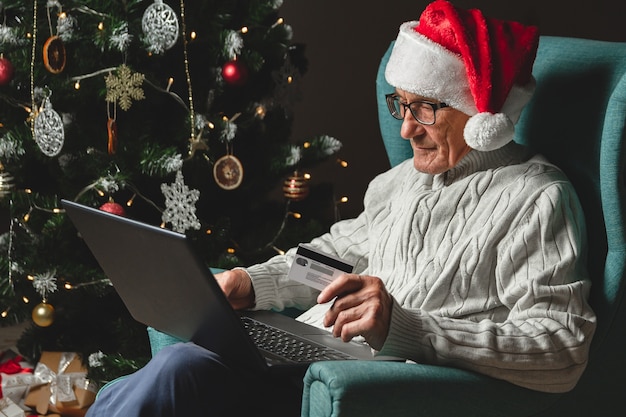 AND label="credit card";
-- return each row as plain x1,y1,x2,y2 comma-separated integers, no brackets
287,244,354,291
